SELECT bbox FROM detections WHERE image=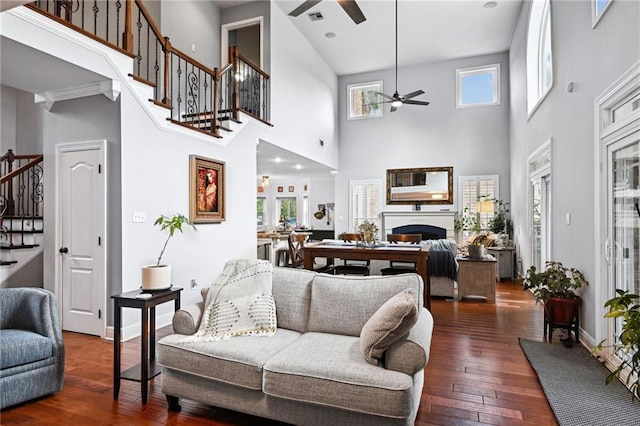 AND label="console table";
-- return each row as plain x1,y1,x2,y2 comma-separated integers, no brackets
112,286,182,404
486,247,515,280
457,256,497,303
